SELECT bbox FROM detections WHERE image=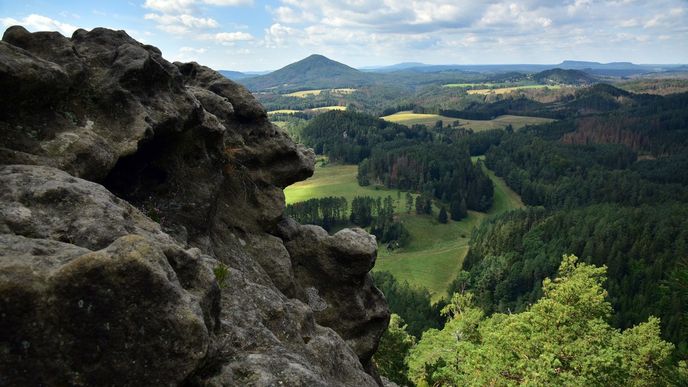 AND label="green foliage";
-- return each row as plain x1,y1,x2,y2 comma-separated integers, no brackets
438,206,448,224
372,271,445,338
405,192,414,213
408,256,677,386
366,143,494,212
463,204,688,355
449,196,467,221
285,196,348,231
301,110,431,164
374,314,416,386
213,262,230,289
